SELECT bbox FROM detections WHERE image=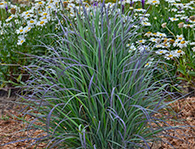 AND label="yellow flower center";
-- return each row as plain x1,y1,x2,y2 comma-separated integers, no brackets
168,55,173,58
20,29,23,32
153,0,157,3
8,16,12,19
21,40,24,43
177,50,182,53
38,2,43,4
163,39,167,43
160,51,163,53
173,18,176,20
25,12,29,15
30,20,34,23
43,13,47,15
178,37,182,40
48,6,51,8
181,41,185,44
139,40,143,43
40,21,45,24
0,3,4,5
146,63,149,66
